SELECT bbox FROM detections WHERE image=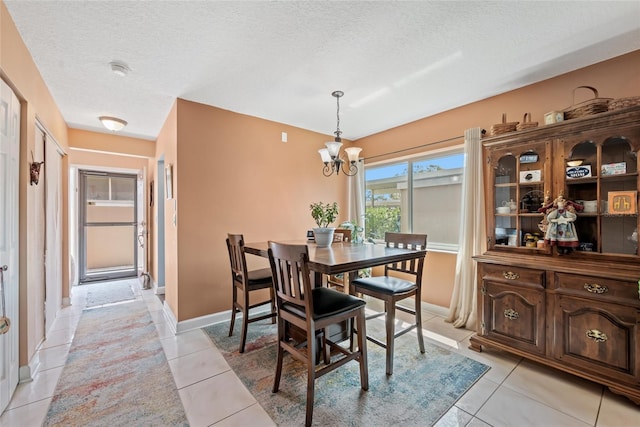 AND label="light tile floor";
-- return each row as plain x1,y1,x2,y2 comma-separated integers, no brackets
1,280,639,427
